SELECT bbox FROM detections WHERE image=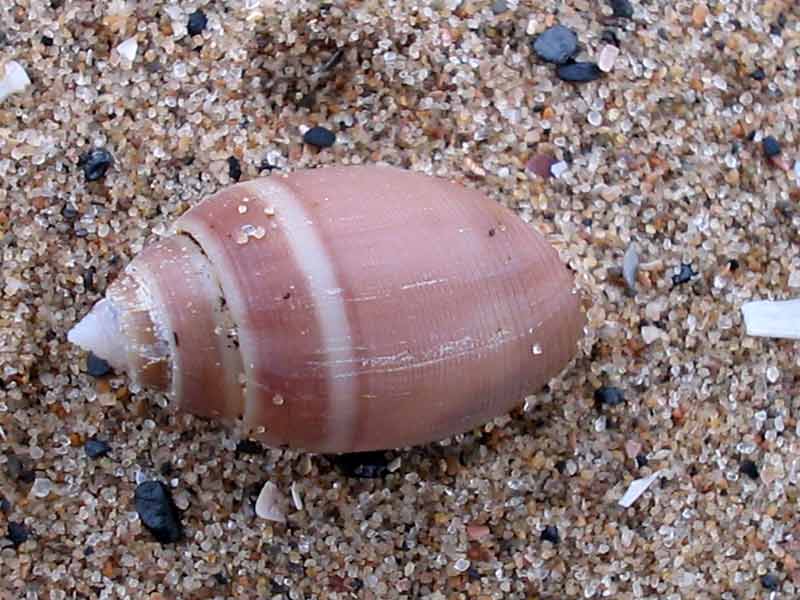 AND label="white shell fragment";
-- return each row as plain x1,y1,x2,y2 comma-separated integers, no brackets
116,36,138,62
290,481,303,511
255,481,286,522
618,470,662,508
741,298,800,340
0,61,31,103
597,44,620,73
622,243,639,292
